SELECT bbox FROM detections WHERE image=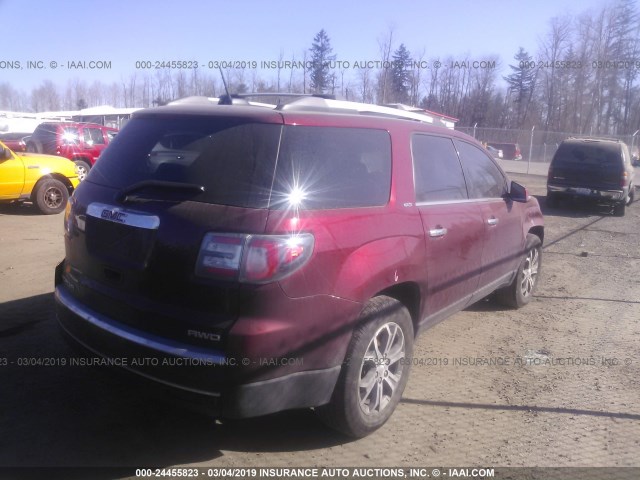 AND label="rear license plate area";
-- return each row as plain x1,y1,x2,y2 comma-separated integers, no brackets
85,203,159,269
